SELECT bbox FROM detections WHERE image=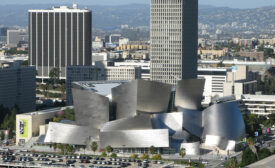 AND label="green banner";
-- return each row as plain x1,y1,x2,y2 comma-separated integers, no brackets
19,119,28,138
